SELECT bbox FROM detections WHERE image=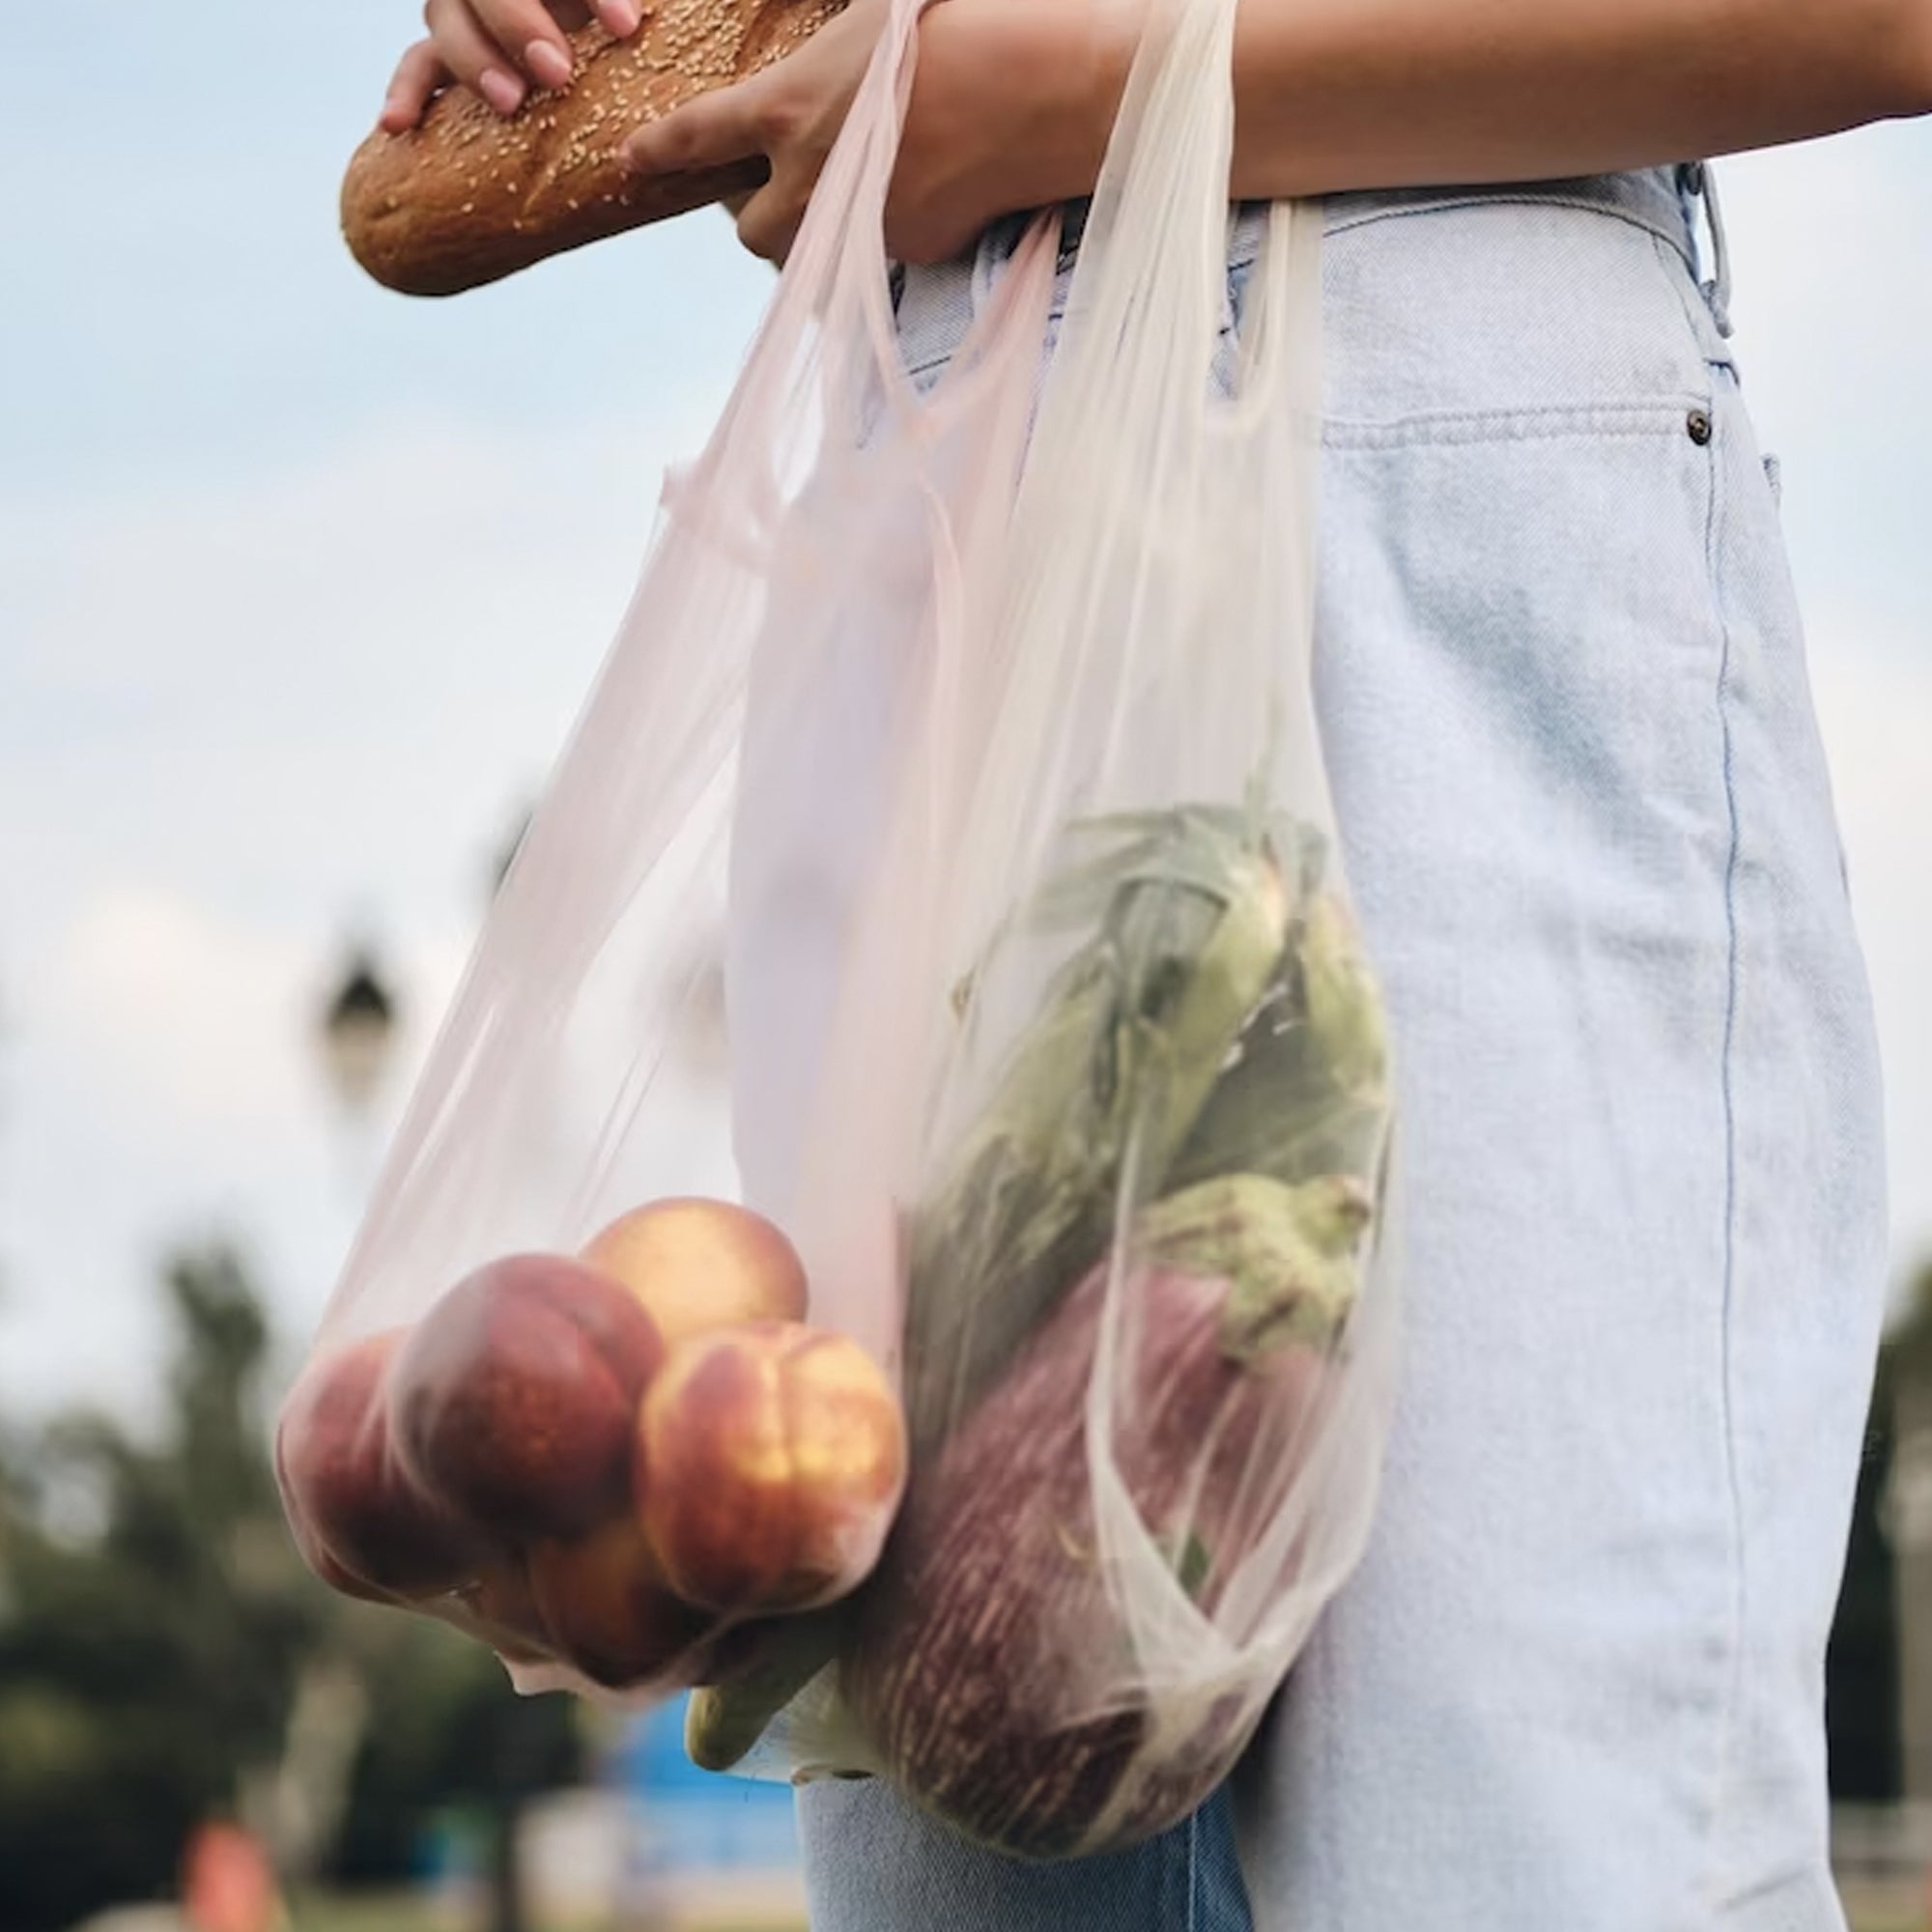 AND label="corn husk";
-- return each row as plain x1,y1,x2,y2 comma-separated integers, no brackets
900,807,1303,1451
